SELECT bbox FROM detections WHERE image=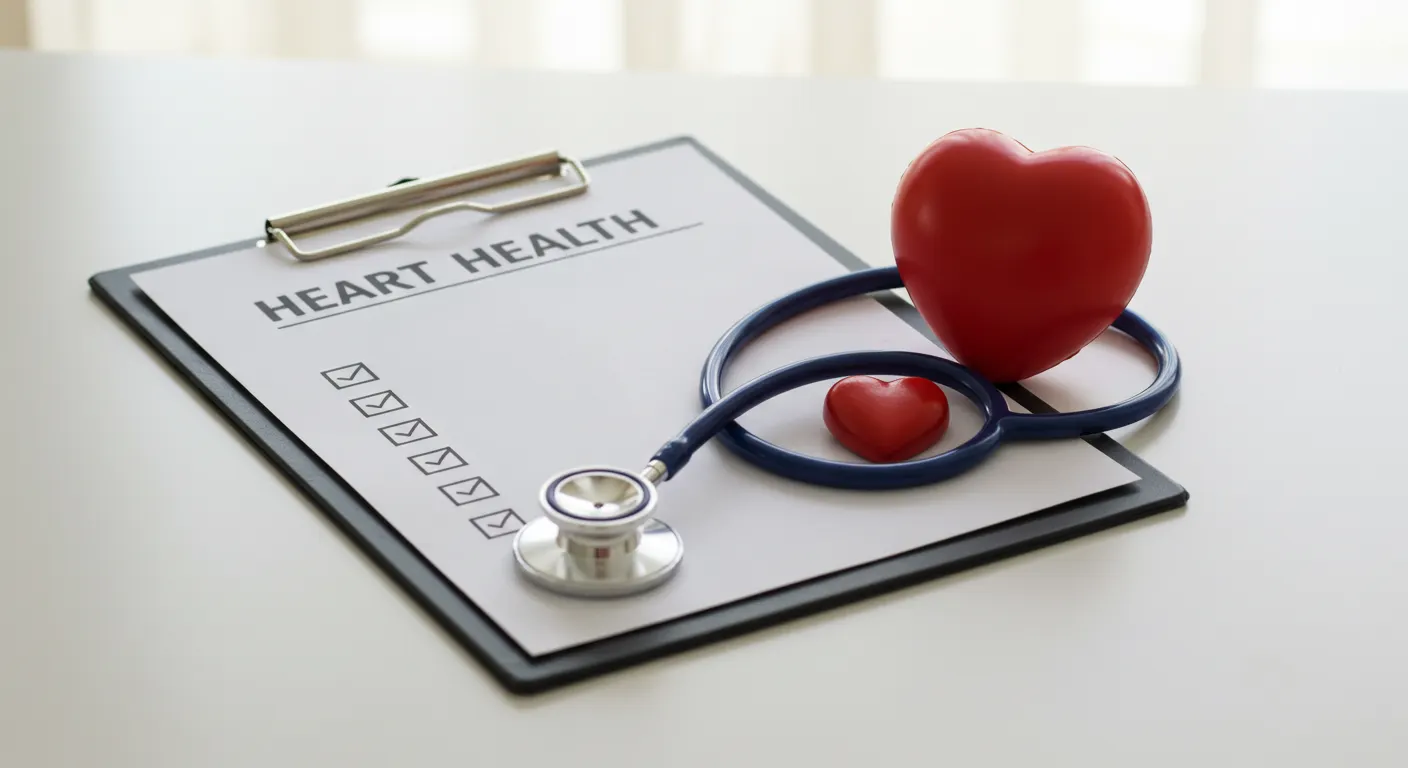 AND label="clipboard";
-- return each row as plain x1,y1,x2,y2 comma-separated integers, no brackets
89,135,1189,695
